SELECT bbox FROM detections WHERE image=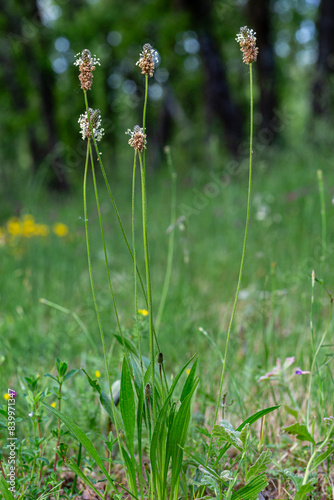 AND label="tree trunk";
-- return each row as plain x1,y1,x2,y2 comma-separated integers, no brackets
312,0,334,115
3,0,69,191
180,0,243,156
247,0,278,137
